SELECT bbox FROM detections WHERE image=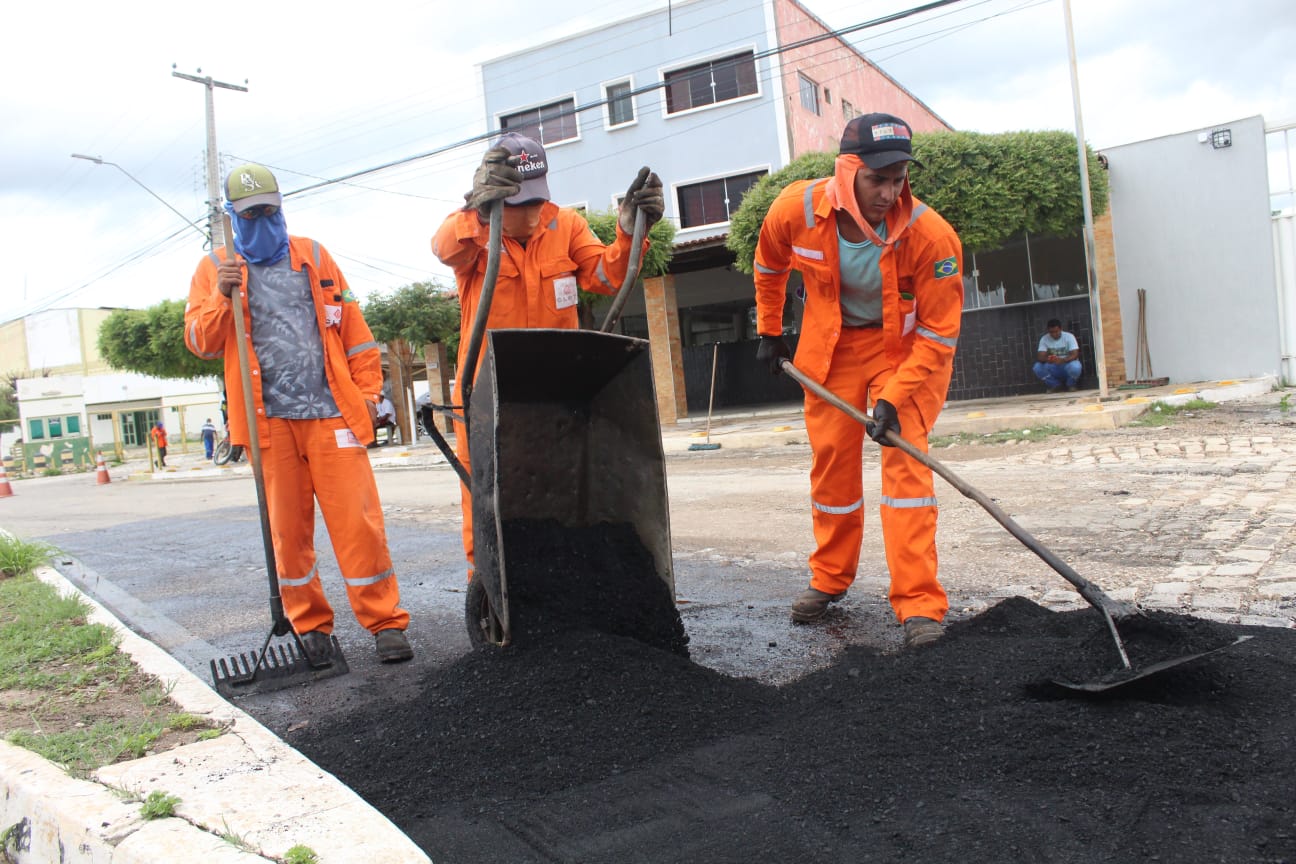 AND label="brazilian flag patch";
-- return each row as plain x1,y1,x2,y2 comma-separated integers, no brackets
341,288,357,303
934,256,959,278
